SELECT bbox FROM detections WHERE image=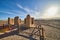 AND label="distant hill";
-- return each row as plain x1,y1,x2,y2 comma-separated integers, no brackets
35,19,60,22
